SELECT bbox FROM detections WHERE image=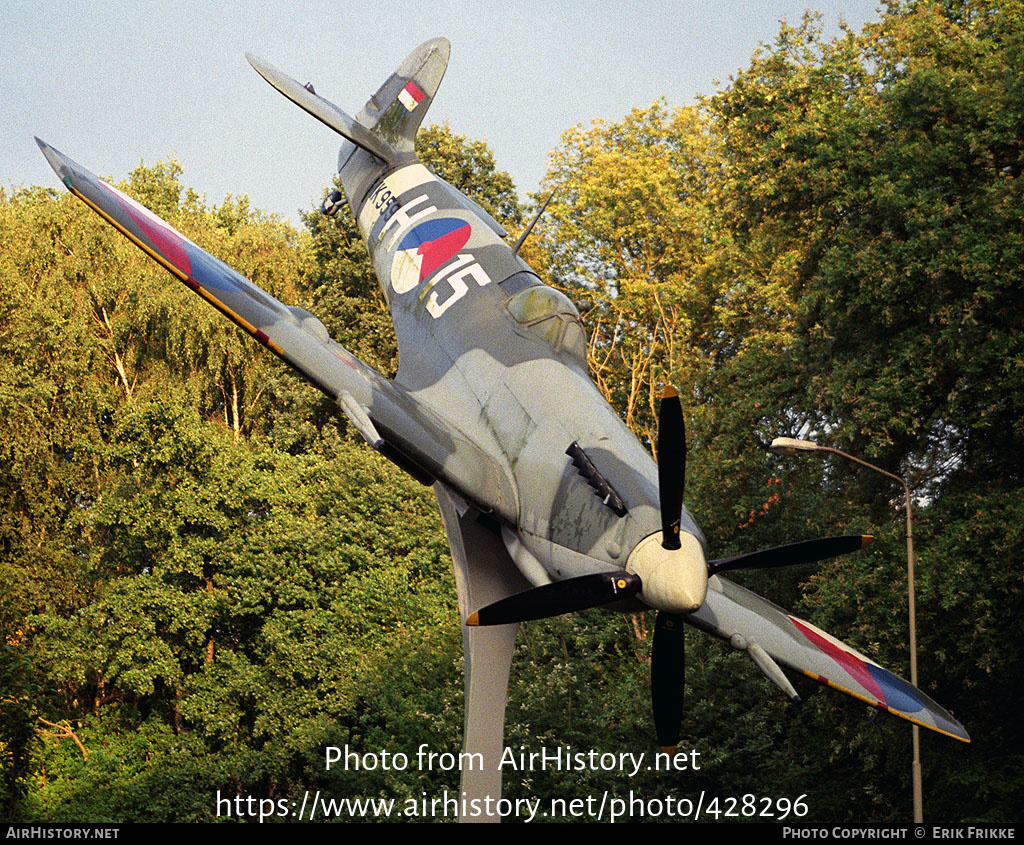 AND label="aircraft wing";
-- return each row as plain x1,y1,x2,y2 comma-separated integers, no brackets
36,139,516,518
690,575,970,742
